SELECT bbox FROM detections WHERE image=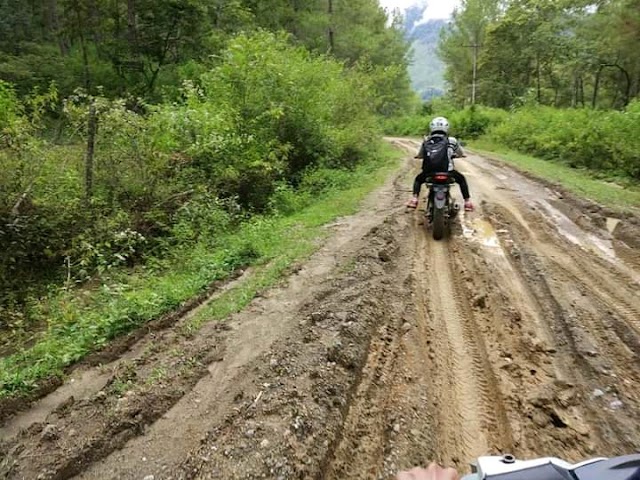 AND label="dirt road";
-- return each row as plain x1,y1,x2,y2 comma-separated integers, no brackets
2,139,639,479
